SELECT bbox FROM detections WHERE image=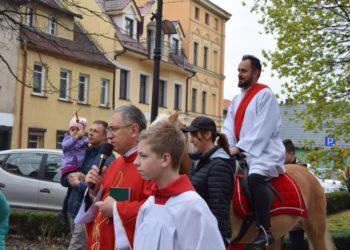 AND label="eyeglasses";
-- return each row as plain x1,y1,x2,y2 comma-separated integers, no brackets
106,123,133,133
